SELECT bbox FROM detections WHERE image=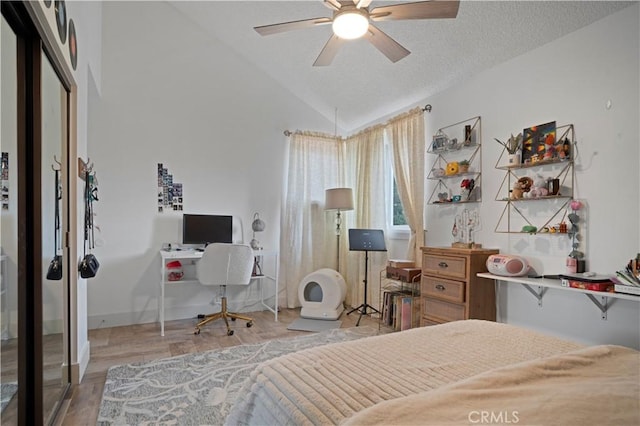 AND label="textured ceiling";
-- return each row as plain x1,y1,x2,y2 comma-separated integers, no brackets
169,1,634,131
